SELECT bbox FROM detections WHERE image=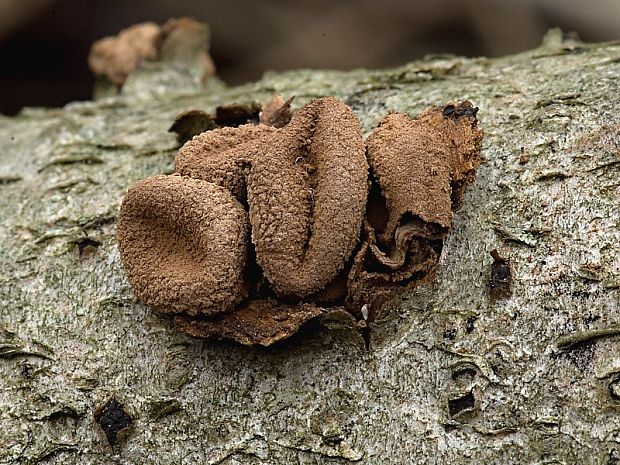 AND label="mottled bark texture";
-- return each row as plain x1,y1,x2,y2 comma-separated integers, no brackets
1,30,619,464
